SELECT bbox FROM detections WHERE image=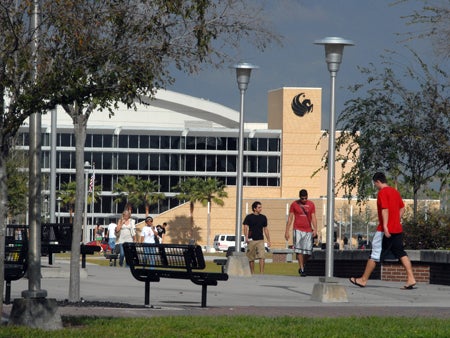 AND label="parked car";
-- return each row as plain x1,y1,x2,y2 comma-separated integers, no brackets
213,234,245,252
213,234,270,252
86,240,110,253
